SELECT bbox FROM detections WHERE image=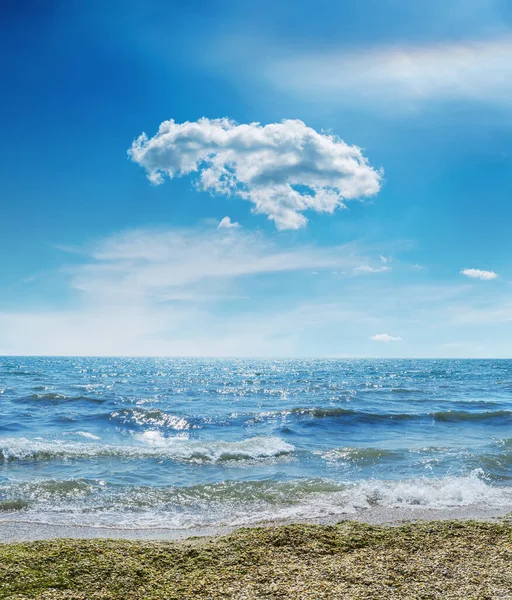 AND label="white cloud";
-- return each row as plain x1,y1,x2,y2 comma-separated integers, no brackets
264,37,512,110
0,226,375,356
69,226,365,303
218,216,240,229
370,333,403,342
460,268,498,280
353,265,391,274
7,222,512,357
4,231,512,356
129,118,382,230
